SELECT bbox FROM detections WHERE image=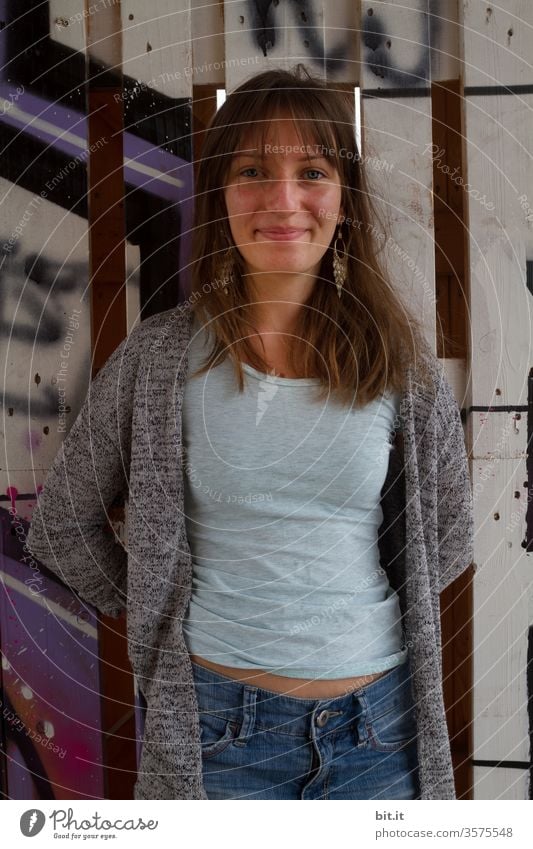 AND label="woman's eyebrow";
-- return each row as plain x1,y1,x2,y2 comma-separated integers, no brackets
232,153,330,162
